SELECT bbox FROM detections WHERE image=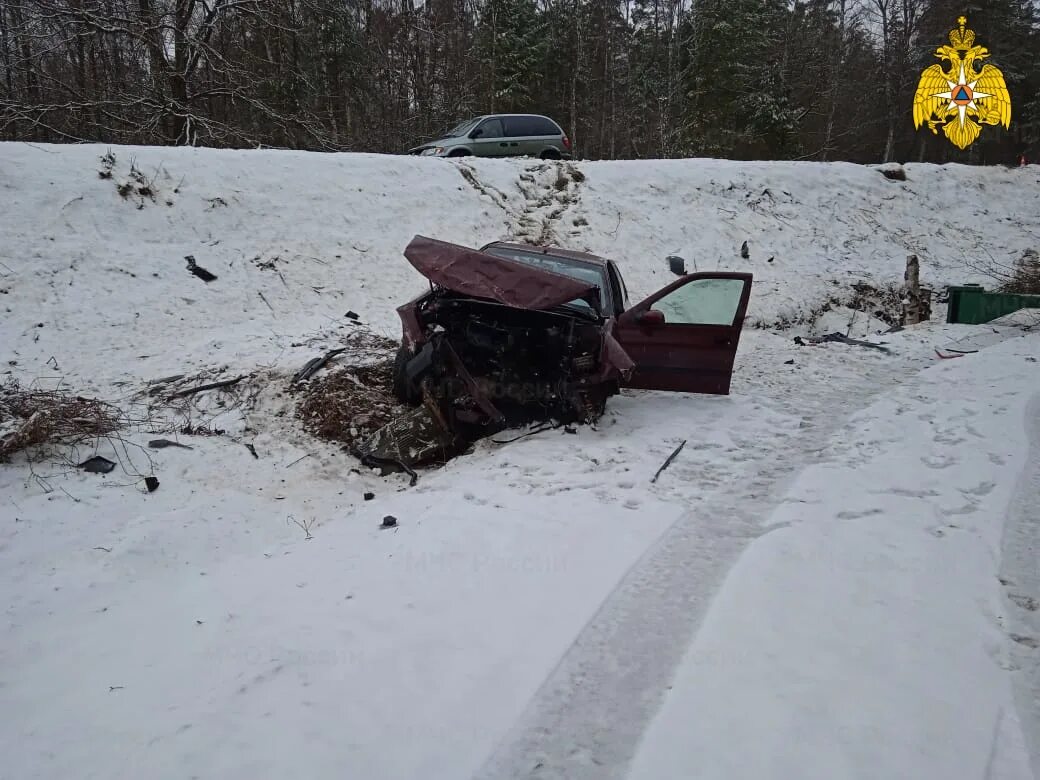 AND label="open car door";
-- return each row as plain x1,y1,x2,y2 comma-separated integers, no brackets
613,272,753,394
